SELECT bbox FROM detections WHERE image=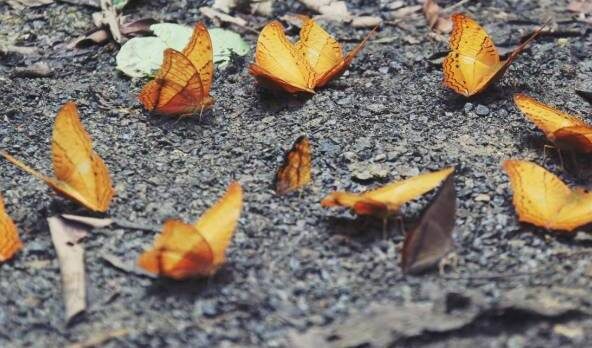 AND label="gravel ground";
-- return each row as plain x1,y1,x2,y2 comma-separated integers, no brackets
1,0,592,347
